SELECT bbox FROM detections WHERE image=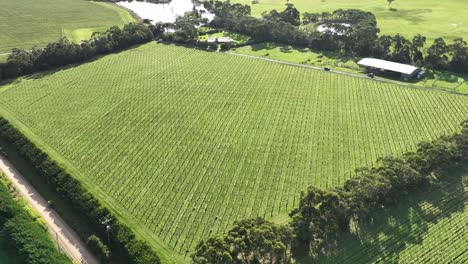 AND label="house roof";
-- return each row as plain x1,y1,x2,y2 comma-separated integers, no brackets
357,58,419,75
